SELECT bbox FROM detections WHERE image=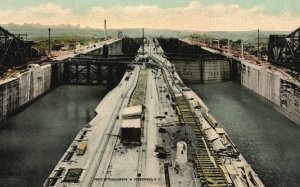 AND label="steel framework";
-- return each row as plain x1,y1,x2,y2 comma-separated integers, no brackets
0,26,39,73
268,27,300,72
63,57,133,86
